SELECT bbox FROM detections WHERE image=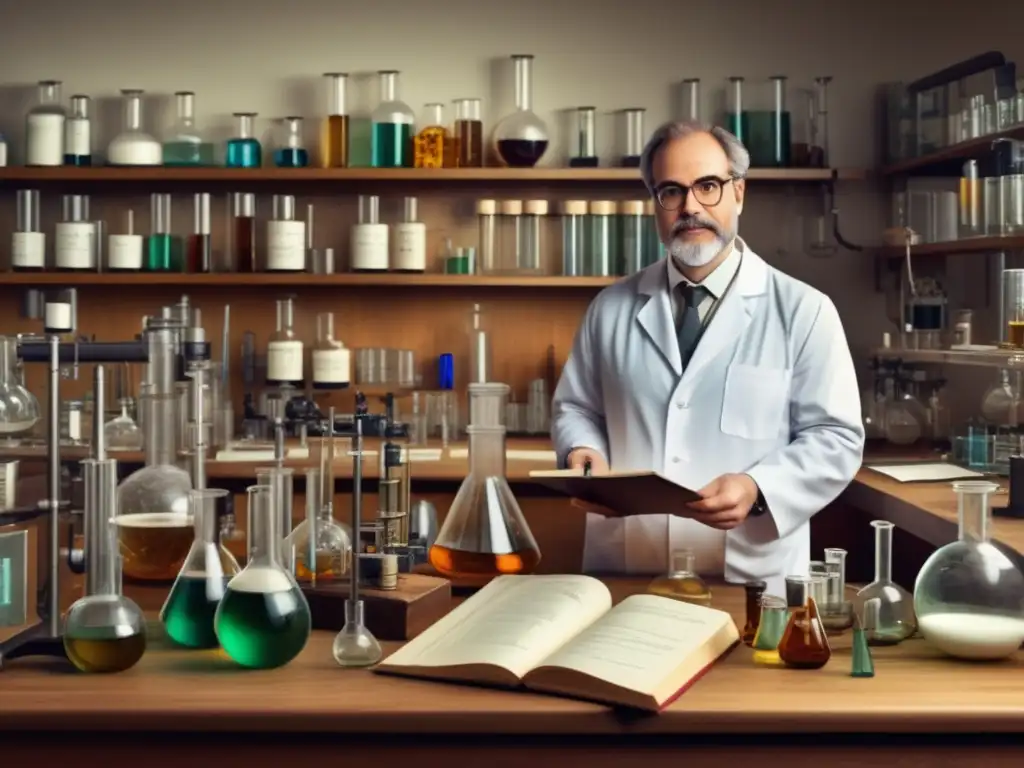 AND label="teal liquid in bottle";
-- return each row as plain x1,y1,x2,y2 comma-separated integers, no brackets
371,122,412,168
